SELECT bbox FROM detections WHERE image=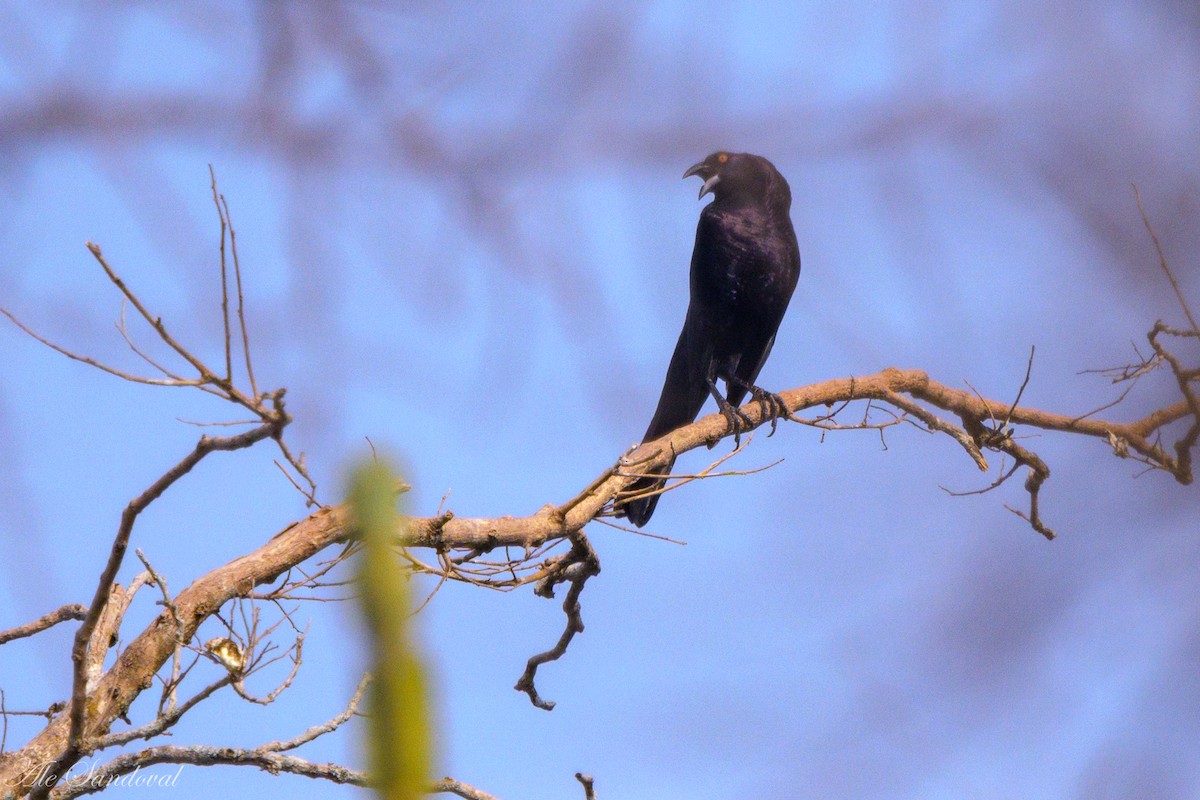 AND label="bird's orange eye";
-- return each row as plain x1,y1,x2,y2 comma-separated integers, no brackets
717,153,729,164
